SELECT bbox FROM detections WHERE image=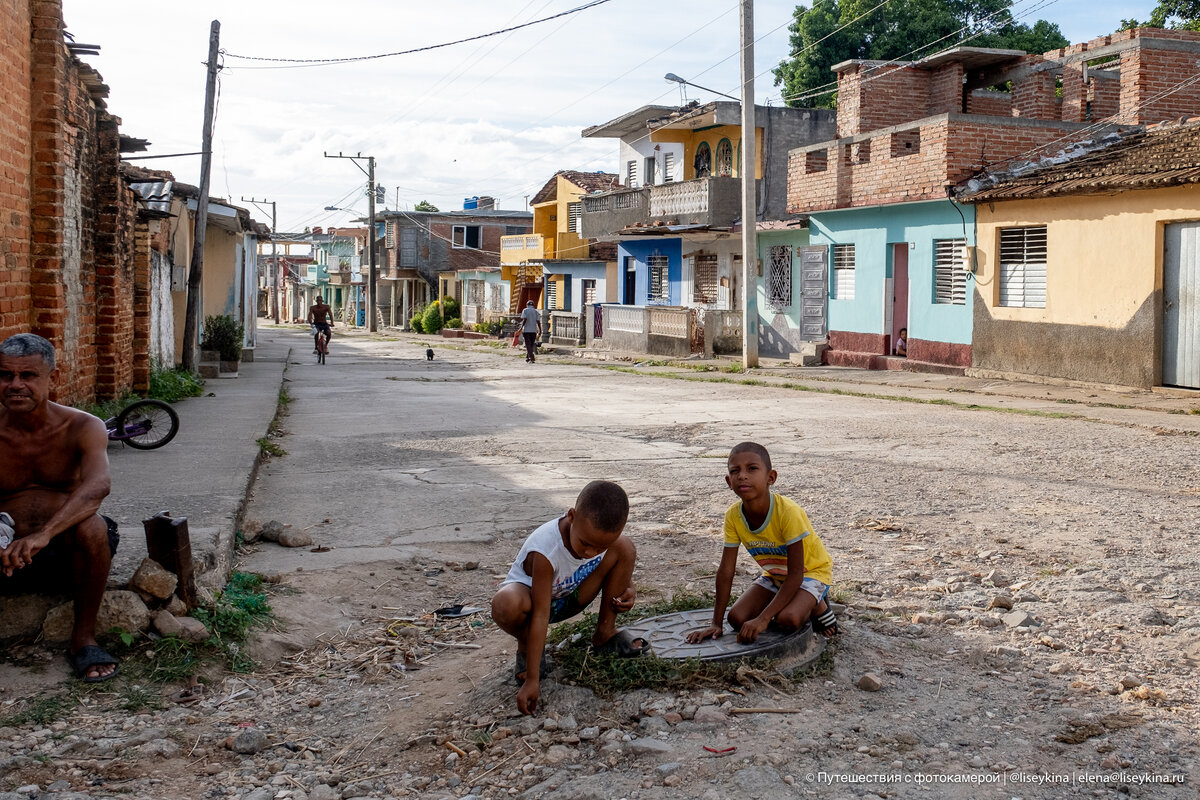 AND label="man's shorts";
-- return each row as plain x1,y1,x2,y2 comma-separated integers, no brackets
313,322,331,338
549,589,589,623
0,515,119,596
752,574,828,603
